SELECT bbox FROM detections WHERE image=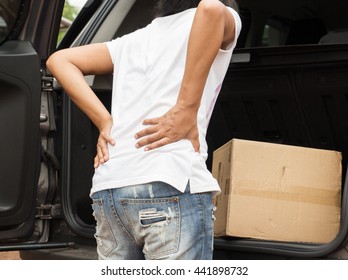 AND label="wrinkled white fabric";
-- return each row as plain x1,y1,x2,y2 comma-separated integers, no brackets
91,7,242,196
